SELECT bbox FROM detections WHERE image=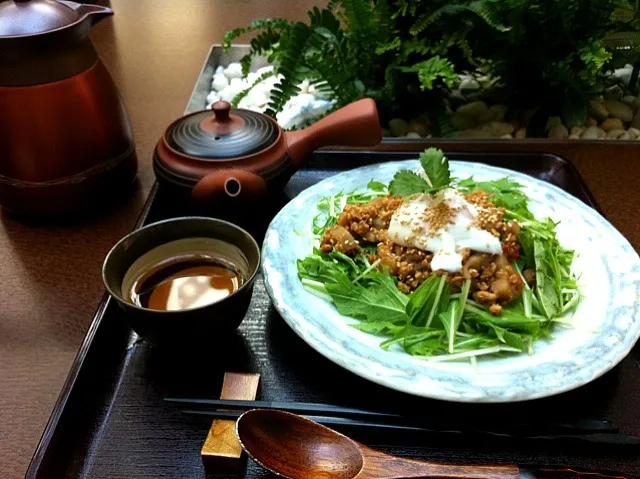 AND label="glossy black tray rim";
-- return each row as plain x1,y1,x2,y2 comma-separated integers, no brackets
26,149,605,478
